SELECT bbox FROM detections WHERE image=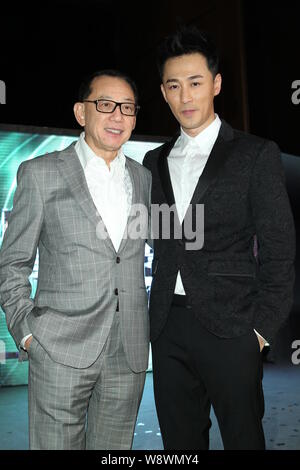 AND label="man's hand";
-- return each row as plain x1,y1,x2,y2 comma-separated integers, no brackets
25,335,33,351
255,332,265,352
